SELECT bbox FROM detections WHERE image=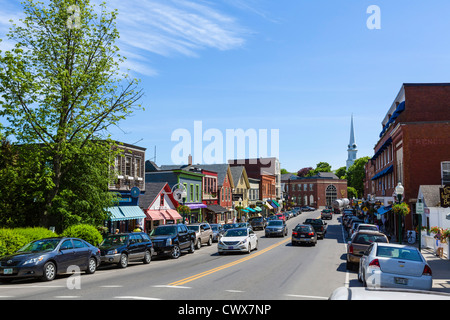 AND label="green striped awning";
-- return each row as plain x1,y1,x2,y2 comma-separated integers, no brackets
107,206,146,222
